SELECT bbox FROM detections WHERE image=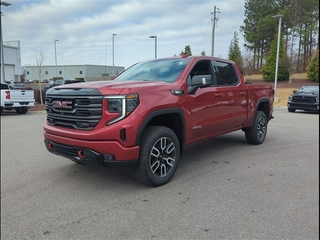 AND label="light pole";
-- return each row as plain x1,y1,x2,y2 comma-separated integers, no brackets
112,33,116,77
149,35,157,59
0,1,11,83
105,44,107,79
272,14,283,102
54,39,59,77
